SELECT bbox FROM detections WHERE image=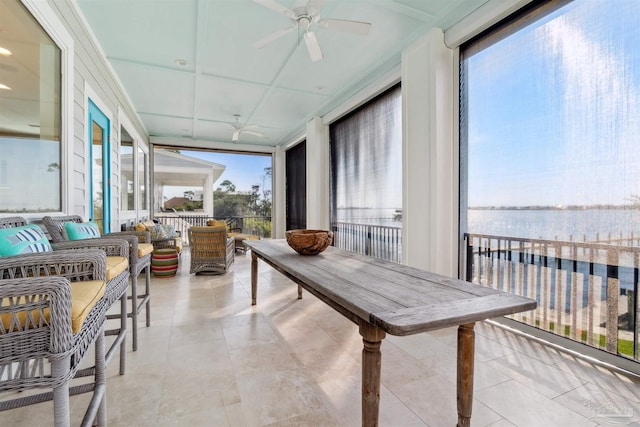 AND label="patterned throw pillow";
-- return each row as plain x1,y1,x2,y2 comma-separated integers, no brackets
147,225,167,240
160,224,177,238
64,221,101,240
147,224,176,240
0,224,52,256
